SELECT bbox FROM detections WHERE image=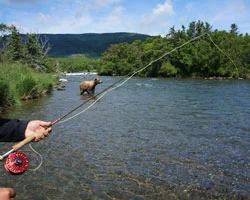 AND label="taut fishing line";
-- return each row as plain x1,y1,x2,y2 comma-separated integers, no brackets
1,32,238,174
